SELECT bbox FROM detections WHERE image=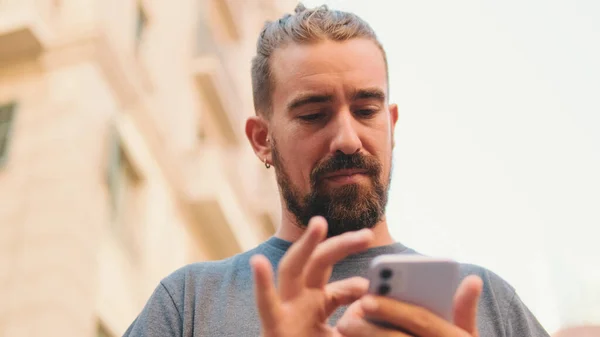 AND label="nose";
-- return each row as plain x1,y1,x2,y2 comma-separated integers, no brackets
329,111,362,155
